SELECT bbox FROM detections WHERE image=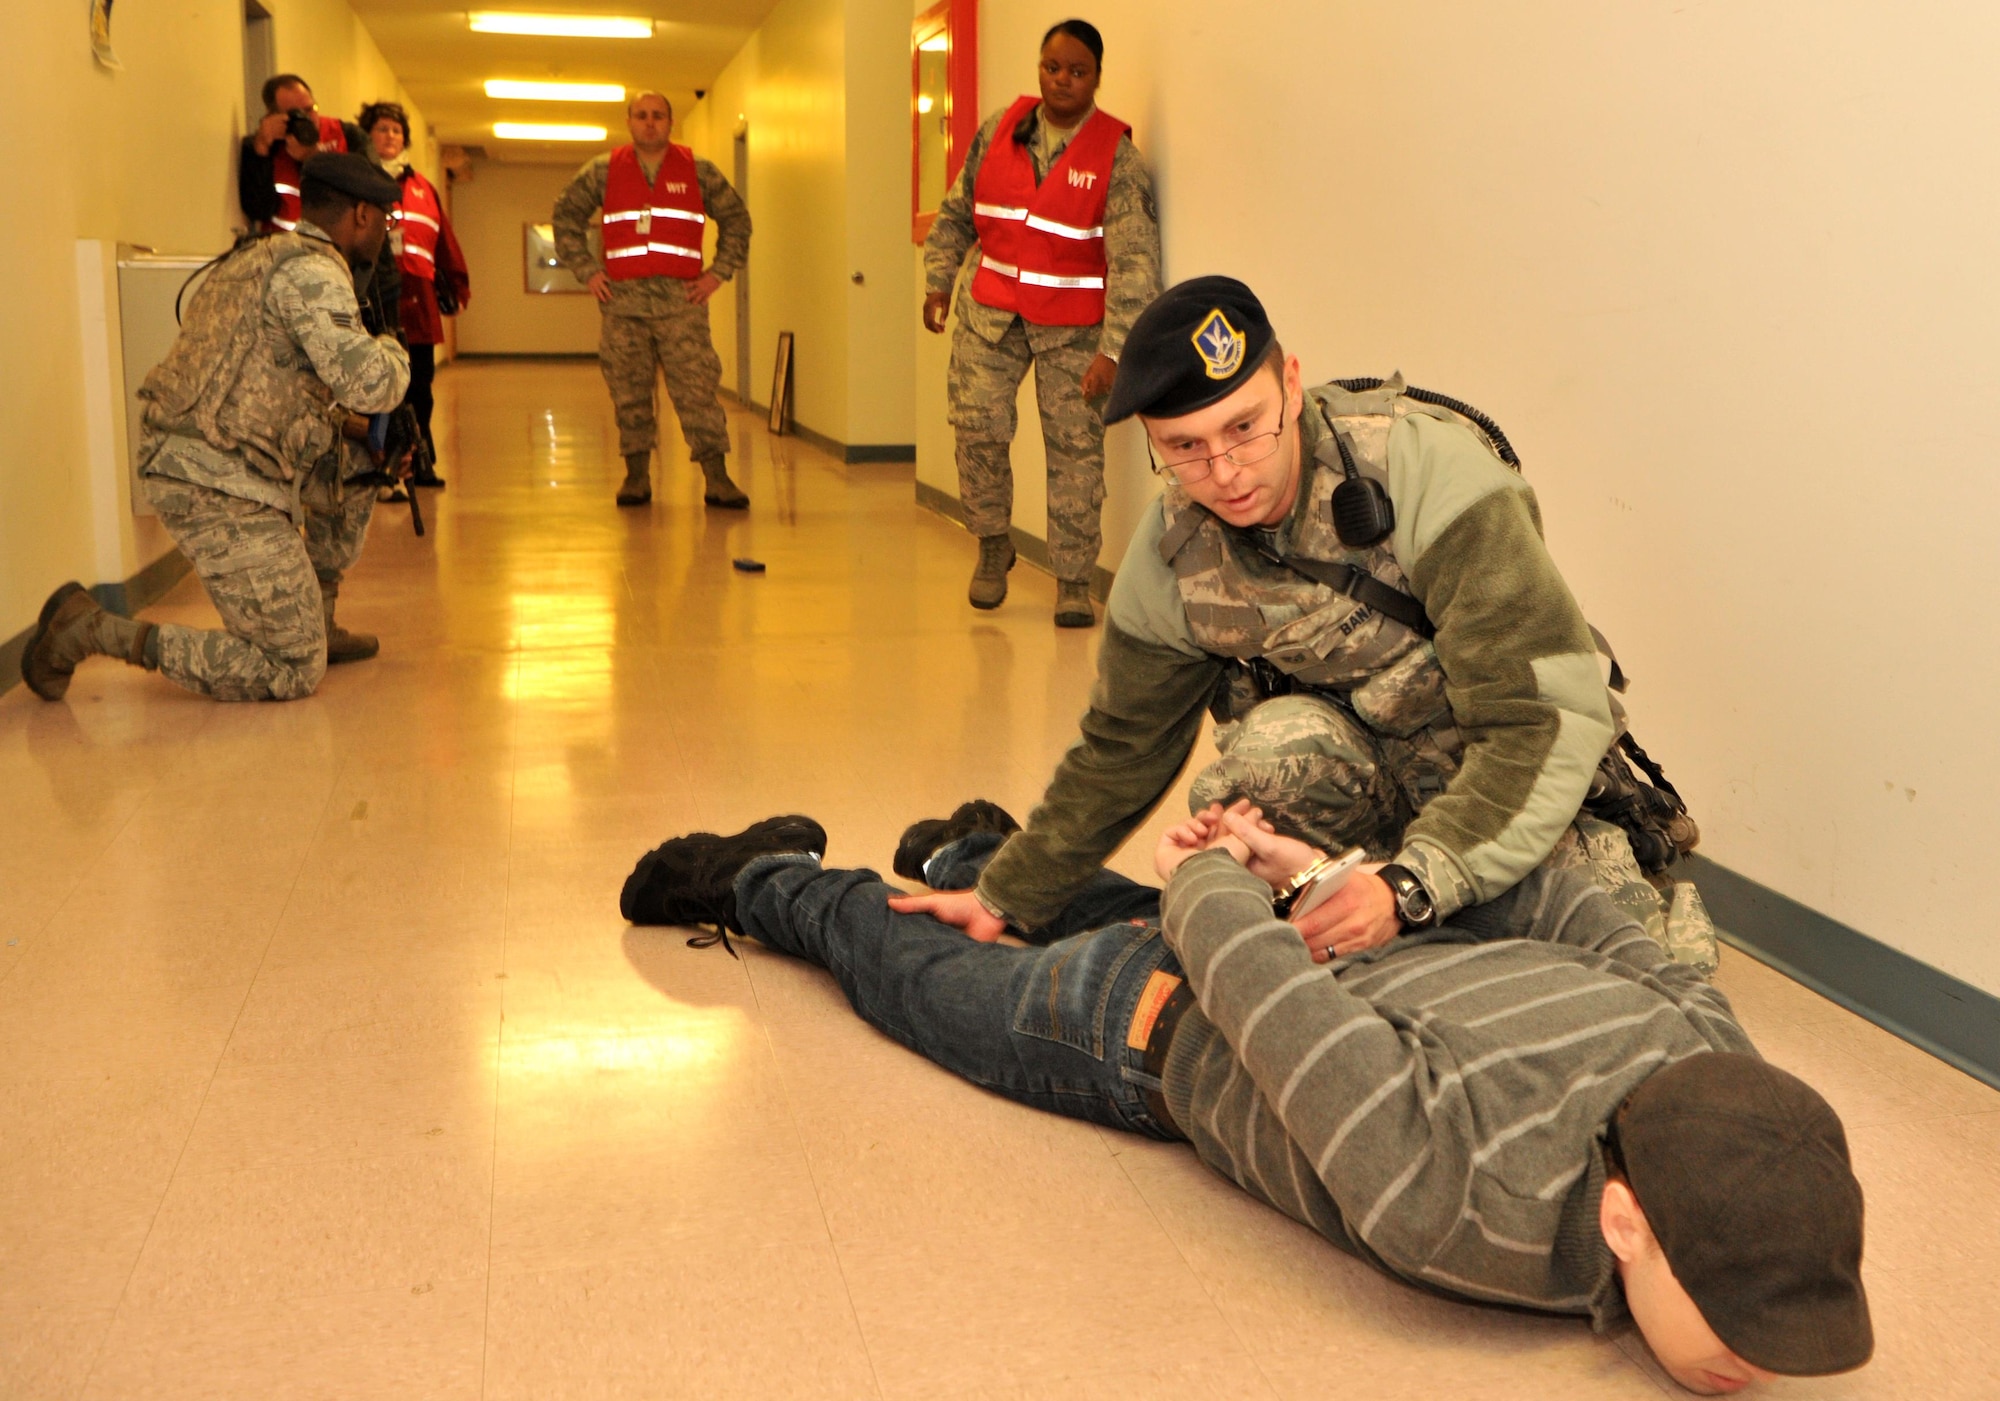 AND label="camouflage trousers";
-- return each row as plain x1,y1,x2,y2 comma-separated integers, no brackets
1189,692,1719,971
141,460,374,702
301,449,378,612
599,300,729,463
948,317,1105,583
